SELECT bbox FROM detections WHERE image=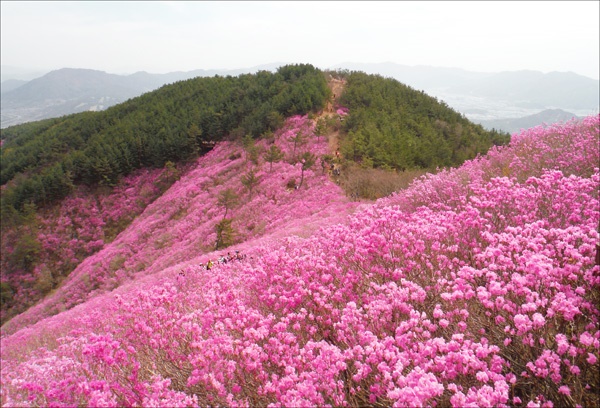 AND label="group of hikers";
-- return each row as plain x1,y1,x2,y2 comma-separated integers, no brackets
203,250,247,270
177,250,248,277
329,150,342,176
